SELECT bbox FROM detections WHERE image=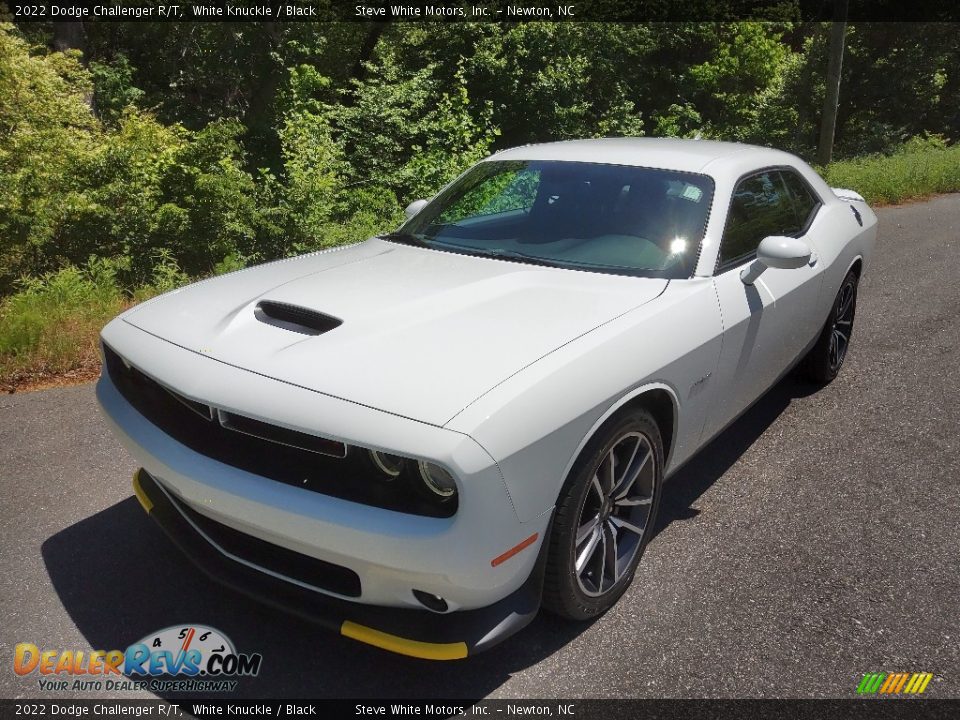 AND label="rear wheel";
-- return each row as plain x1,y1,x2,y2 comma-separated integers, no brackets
543,409,663,620
803,270,858,383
